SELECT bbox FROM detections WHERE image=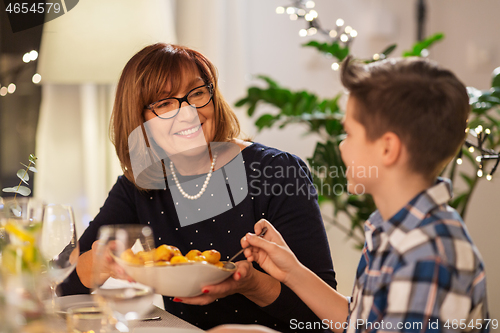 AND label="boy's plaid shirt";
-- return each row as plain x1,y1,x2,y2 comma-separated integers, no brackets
347,179,489,333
